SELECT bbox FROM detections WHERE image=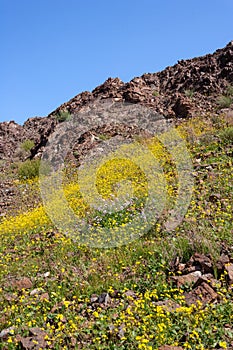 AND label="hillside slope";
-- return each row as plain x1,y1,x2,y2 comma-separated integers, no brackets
0,40,233,161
